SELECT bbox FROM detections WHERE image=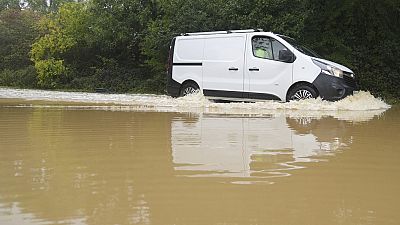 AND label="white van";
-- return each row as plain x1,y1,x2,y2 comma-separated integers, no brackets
166,29,357,101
